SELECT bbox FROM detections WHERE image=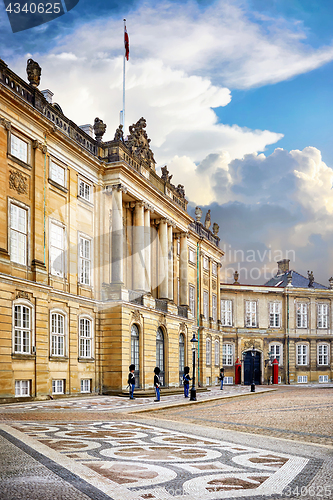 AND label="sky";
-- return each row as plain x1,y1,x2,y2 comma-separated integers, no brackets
1,0,333,285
